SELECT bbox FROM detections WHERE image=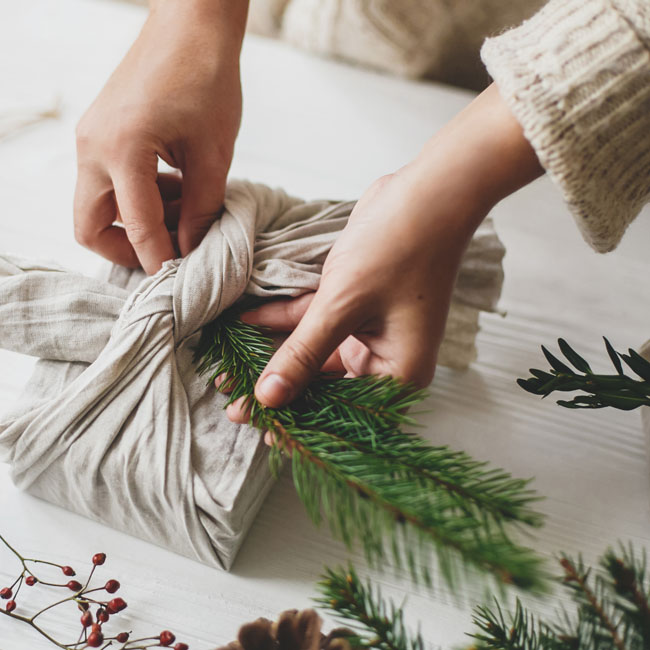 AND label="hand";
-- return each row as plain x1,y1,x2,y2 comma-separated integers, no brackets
222,169,478,427
224,84,544,424
74,0,248,274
